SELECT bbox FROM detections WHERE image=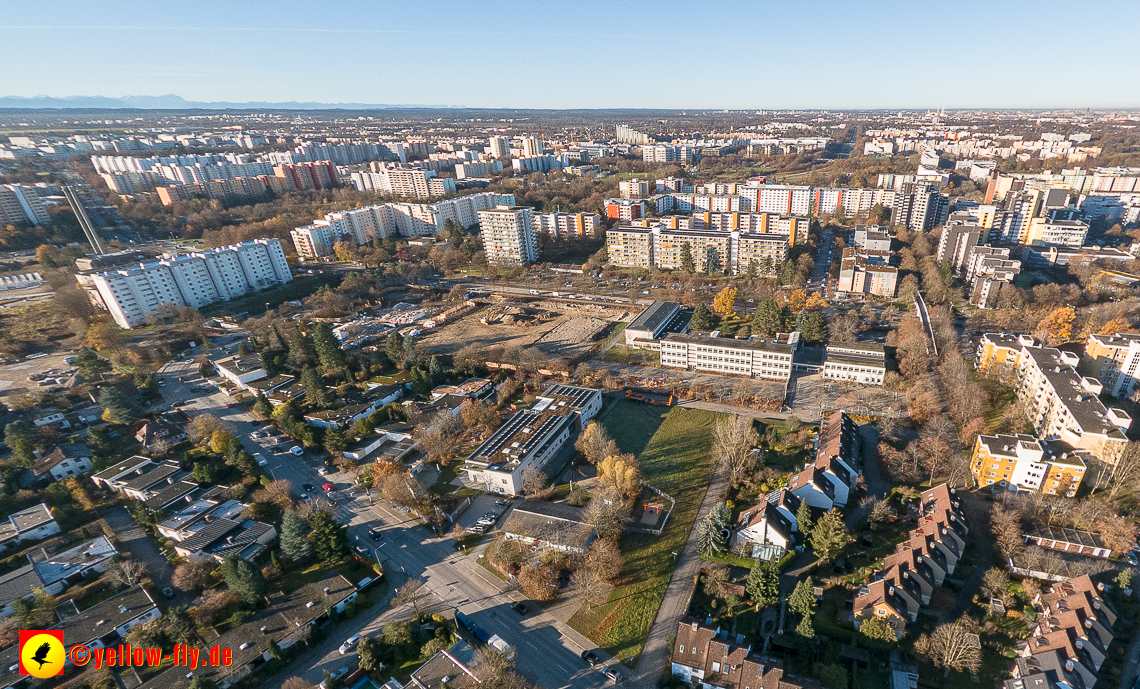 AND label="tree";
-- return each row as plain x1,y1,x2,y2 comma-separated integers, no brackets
209,430,237,455
584,488,631,539
696,513,726,555
307,510,347,562
787,289,807,314
746,561,779,607
585,538,623,583
324,425,348,455
829,312,859,344
301,366,331,408
819,664,848,689
598,454,643,499
800,310,828,344
703,564,731,599
357,637,384,672
712,286,738,319
914,621,982,673
520,468,548,496
518,564,560,601
1036,307,1076,344
1099,316,1132,335
860,616,899,643
76,348,111,380
428,355,445,383
172,559,216,592
409,367,432,396
385,331,404,366
713,416,760,486
690,303,716,331
84,320,124,352
312,323,348,372
752,298,782,336
990,505,1023,559
188,414,233,445
796,500,813,538
280,509,312,561
99,386,143,425
571,568,610,607
789,578,816,638
745,260,758,280
282,679,311,689
809,509,852,562
680,242,695,273
4,420,35,469
392,578,427,616
777,259,796,285
221,555,267,605
107,558,149,588
980,568,1010,602
575,422,618,465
